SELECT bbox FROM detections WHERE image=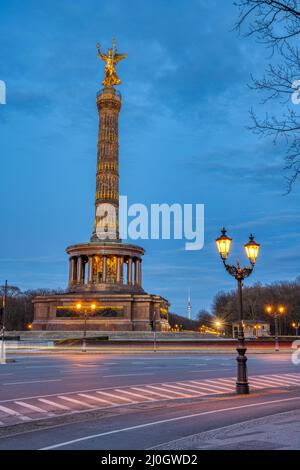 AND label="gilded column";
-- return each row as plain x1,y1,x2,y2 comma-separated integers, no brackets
102,255,107,282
